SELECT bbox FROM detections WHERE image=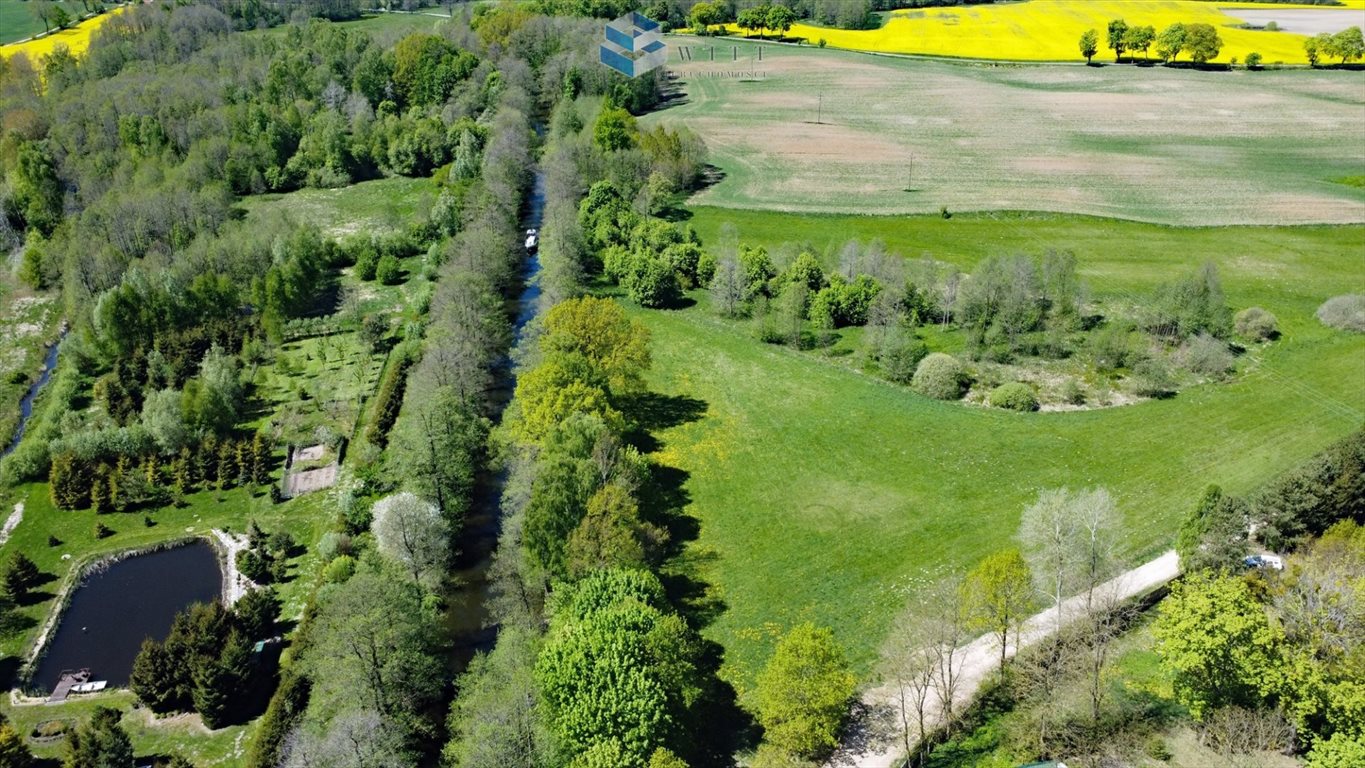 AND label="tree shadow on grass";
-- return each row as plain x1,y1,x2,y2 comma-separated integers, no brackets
18,590,57,608
621,392,708,435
